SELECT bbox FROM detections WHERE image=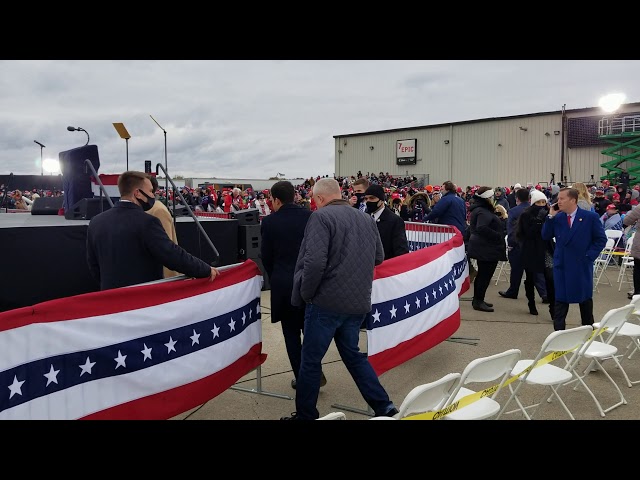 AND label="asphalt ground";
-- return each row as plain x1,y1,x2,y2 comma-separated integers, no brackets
171,262,640,423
